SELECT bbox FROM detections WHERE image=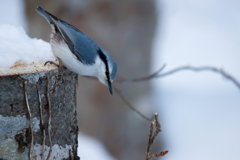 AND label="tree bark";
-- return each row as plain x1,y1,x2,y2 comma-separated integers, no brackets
0,70,79,160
